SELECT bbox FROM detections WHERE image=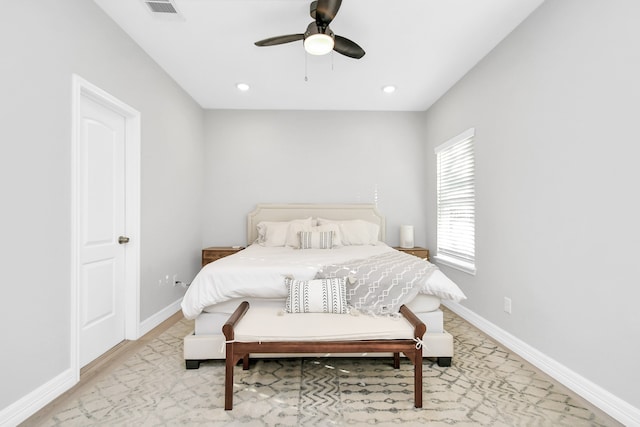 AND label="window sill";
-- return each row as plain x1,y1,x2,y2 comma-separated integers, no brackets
433,255,476,276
